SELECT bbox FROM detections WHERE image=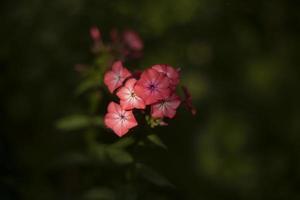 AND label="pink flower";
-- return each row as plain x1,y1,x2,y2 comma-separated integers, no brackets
104,102,138,137
152,64,180,88
182,86,197,115
116,78,145,110
104,61,132,93
134,68,171,105
122,30,144,51
90,26,101,42
151,94,181,119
